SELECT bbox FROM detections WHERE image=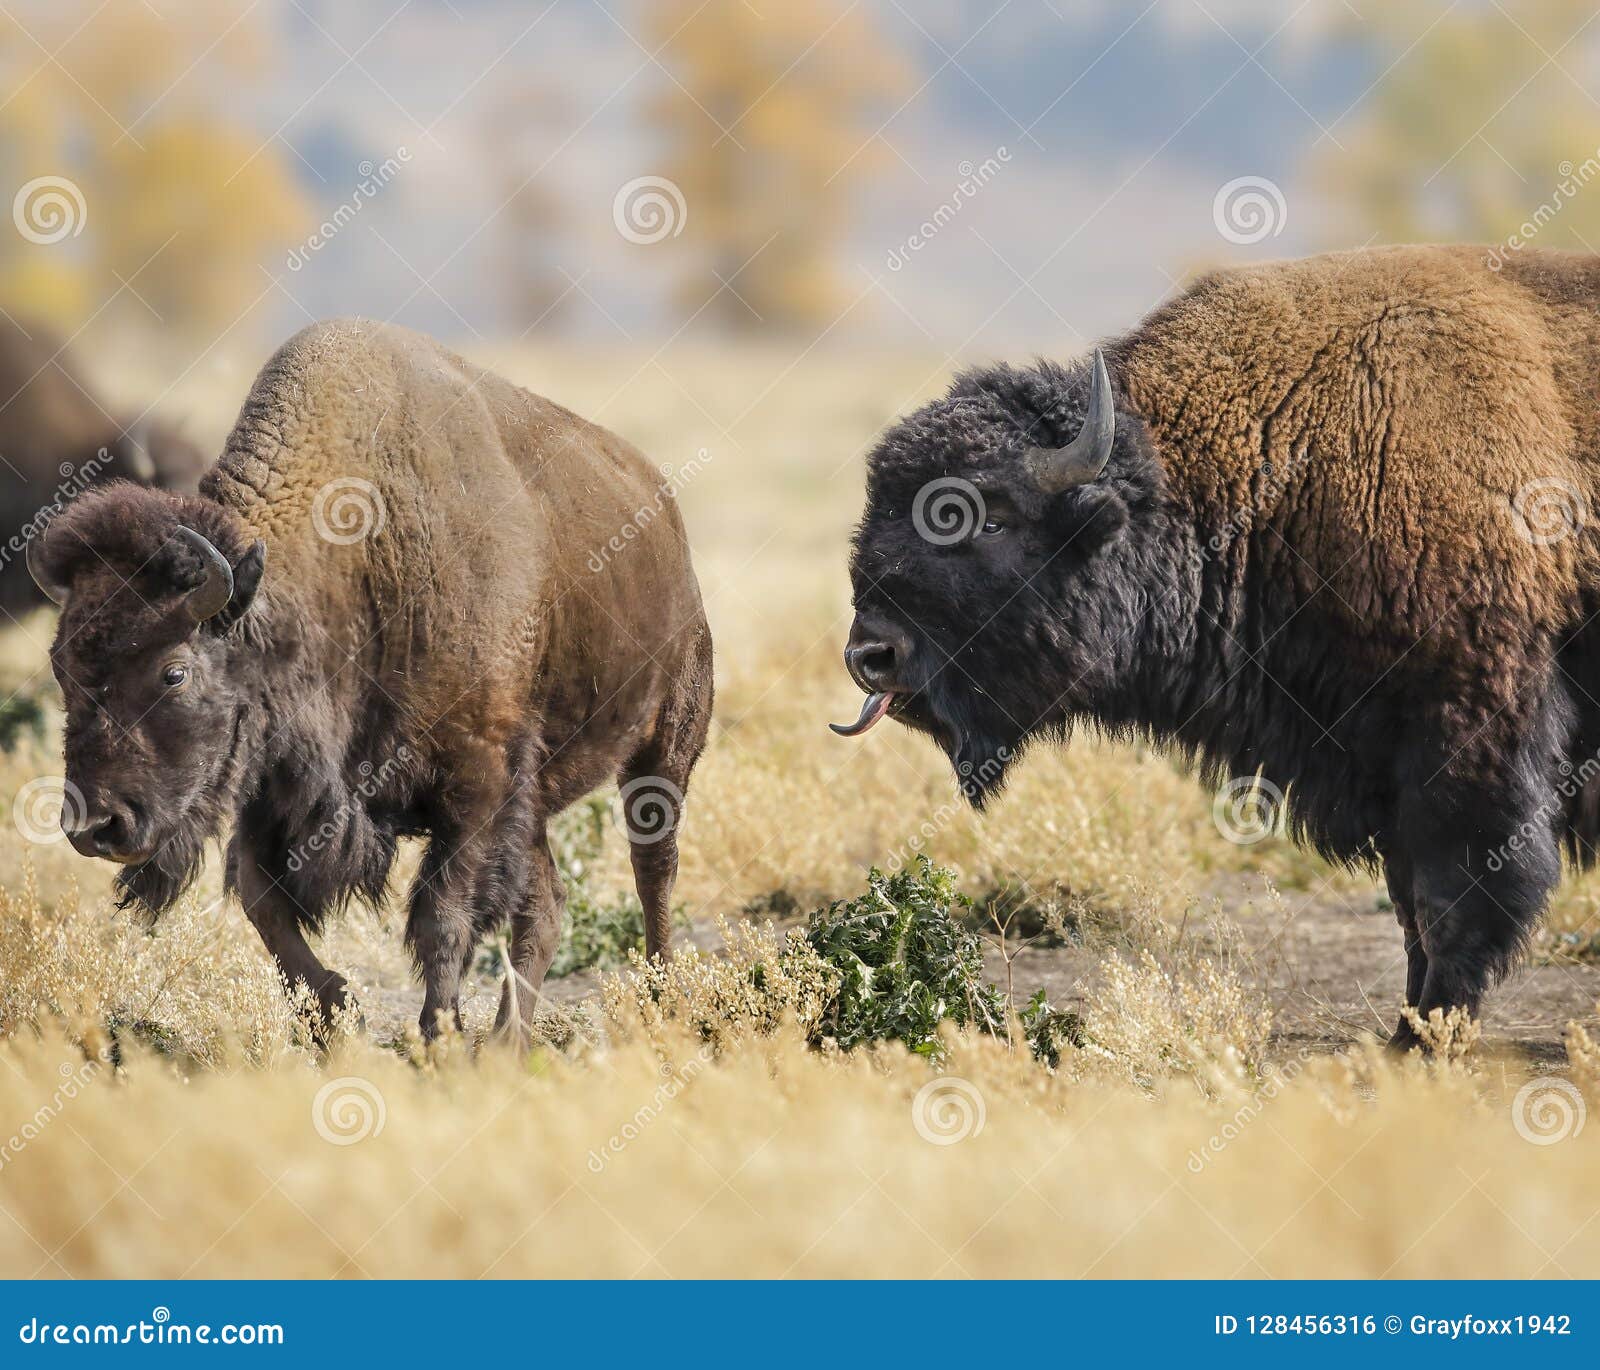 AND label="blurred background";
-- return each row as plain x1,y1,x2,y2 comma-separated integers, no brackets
6,0,1600,368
